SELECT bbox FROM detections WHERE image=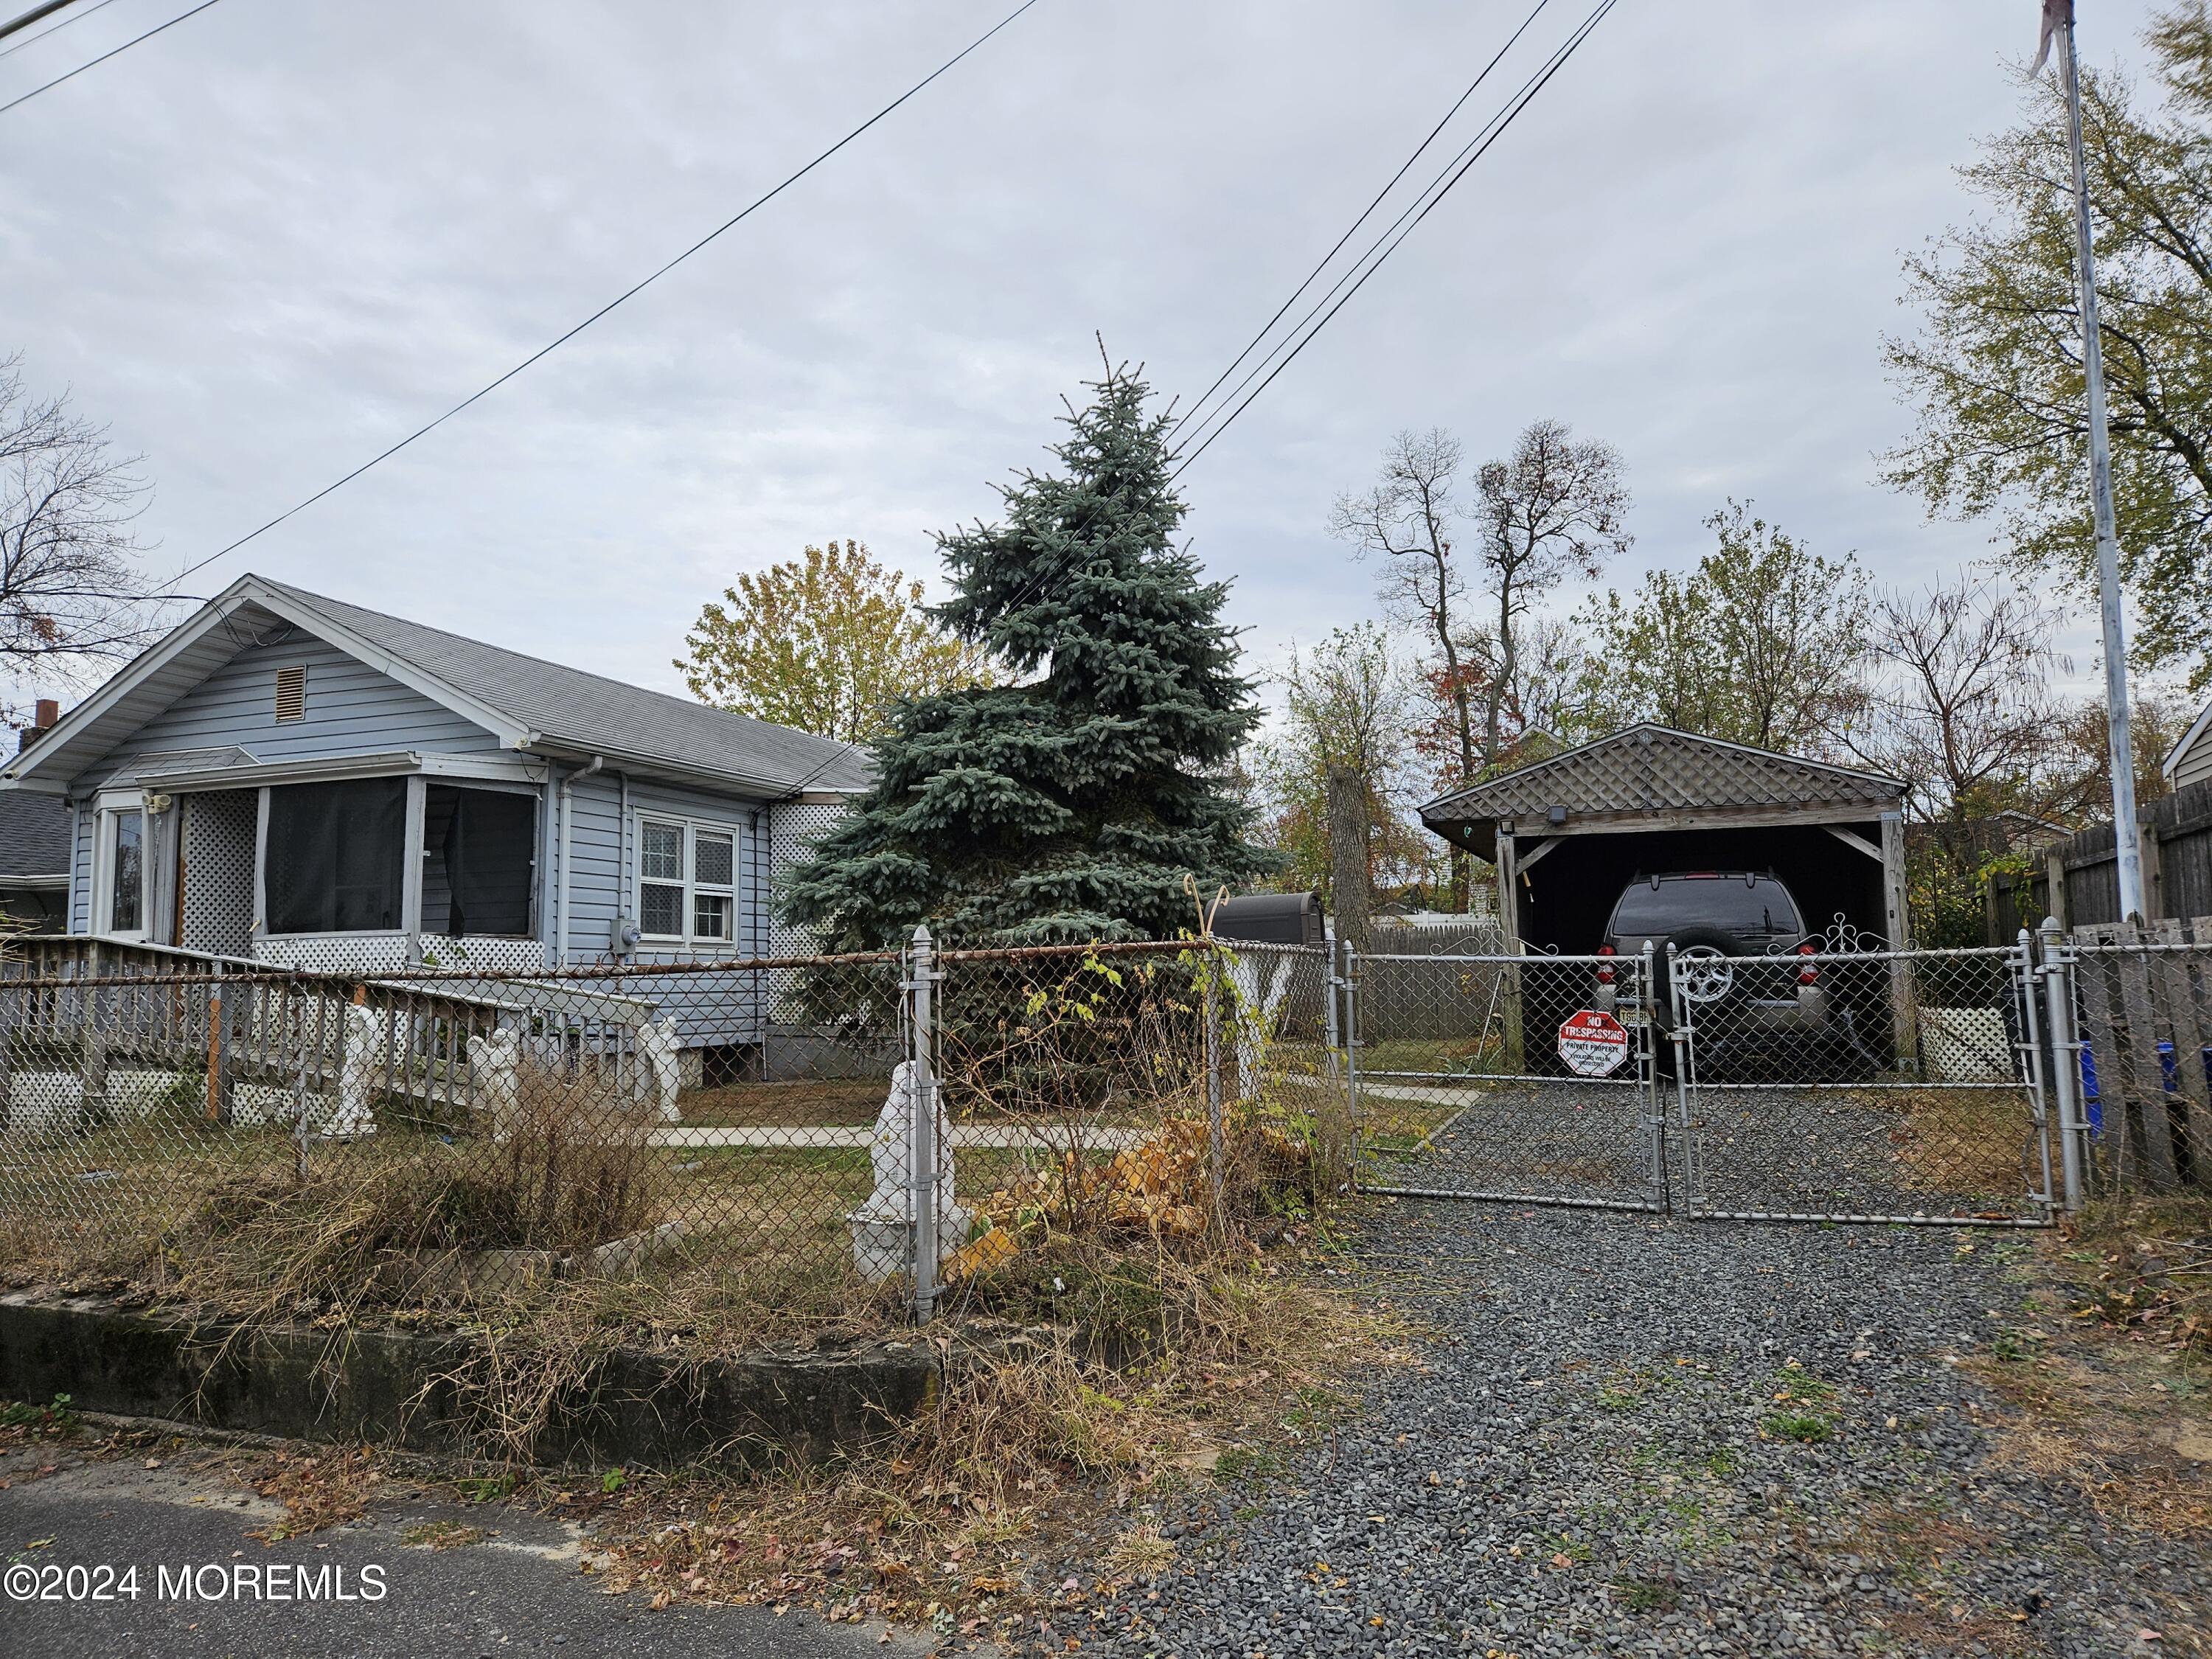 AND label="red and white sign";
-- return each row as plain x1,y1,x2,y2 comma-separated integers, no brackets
1558,1009,1631,1077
